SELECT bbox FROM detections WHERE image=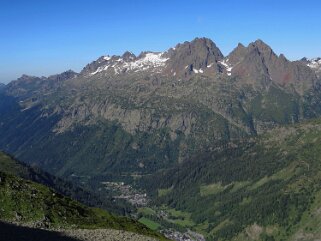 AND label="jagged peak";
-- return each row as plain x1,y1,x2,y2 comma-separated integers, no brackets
162,37,224,78
237,43,245,48
17,74,42,81
47,70,78,81
301,57,308,62
253,39,266,44
184,37,222,54
249,39,274,54
122,51,136,61
175,37,212,47
190,37,215,45
227,42,247,65
305,58,321,72
173,37,223,59
62,69,77,74
137,51,163,59
279,54,288,61
15,70,78,83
